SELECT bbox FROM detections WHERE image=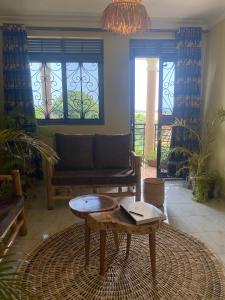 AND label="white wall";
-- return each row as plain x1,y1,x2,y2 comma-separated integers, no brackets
203,19,225,191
